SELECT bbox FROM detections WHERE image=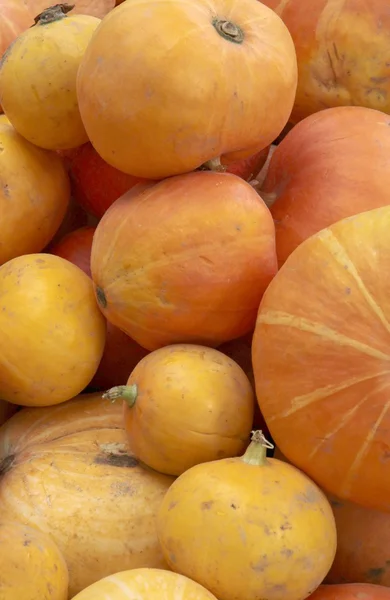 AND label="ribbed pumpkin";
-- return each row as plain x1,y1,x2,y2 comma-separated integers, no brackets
253,205,390,511
0,393,174,596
